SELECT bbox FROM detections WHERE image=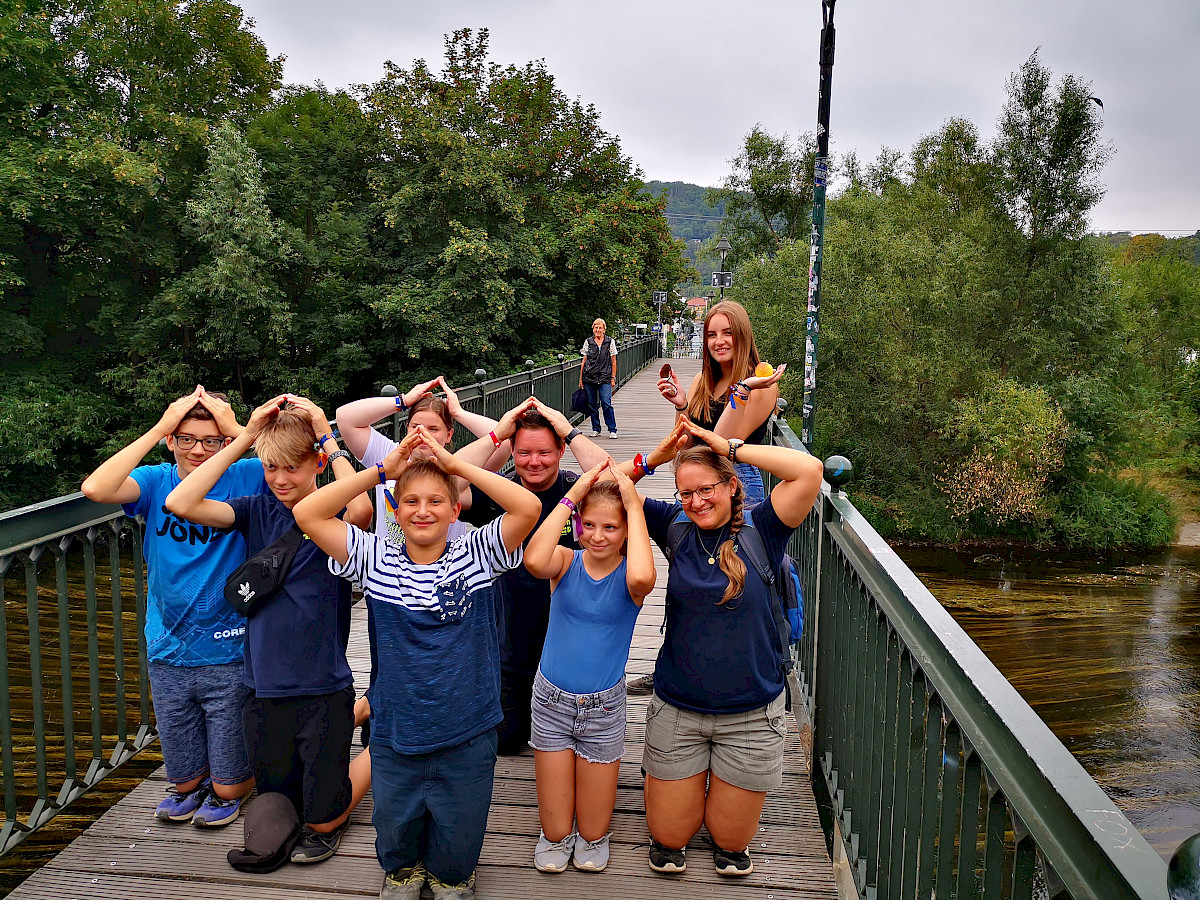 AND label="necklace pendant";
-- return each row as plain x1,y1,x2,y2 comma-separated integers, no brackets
708,556,715,565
